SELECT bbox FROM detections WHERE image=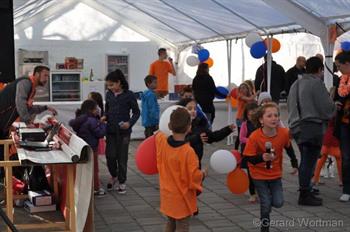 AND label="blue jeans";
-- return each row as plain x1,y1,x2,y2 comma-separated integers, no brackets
340,125,350,194
253,178,284,229
297,143,321,191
